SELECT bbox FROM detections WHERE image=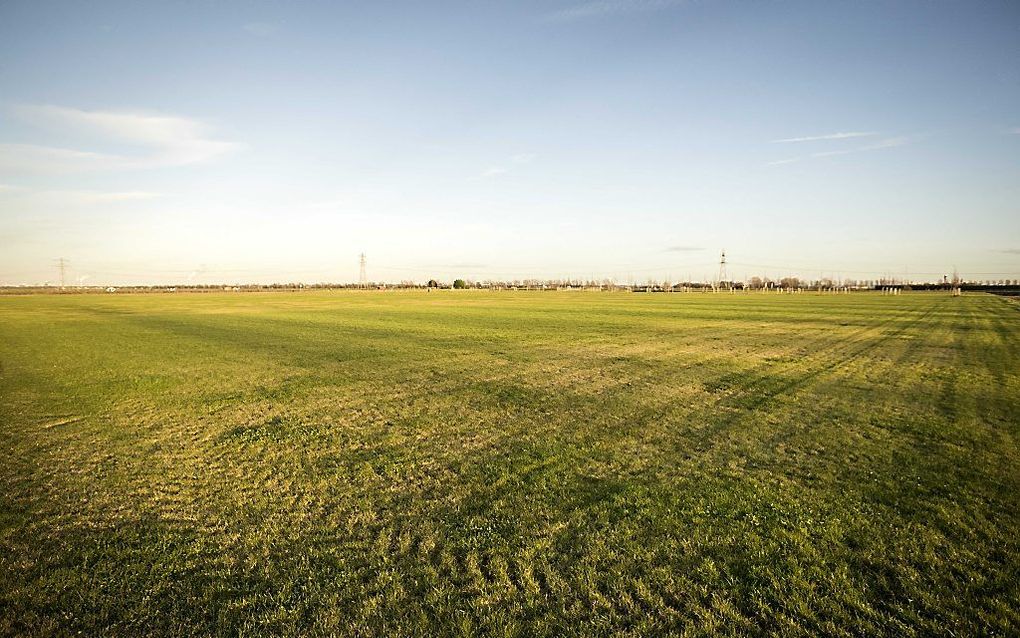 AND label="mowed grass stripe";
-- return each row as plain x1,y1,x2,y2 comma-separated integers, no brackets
1,291,1017,636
